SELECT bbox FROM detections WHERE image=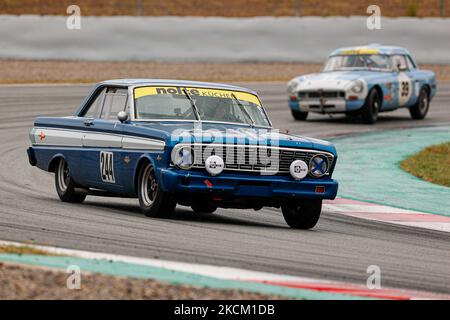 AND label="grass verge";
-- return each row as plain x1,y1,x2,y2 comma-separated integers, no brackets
400,142,450,187
0,245,52,256
0,0,449,17
0,262,286,299
1,59,450,84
